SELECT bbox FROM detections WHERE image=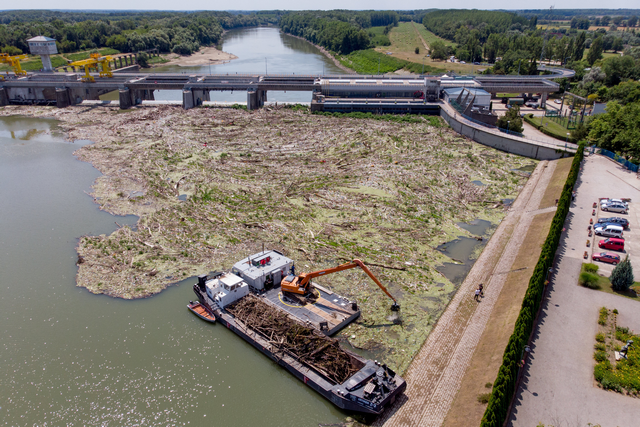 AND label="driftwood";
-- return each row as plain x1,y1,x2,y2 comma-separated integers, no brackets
226,294,362,384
